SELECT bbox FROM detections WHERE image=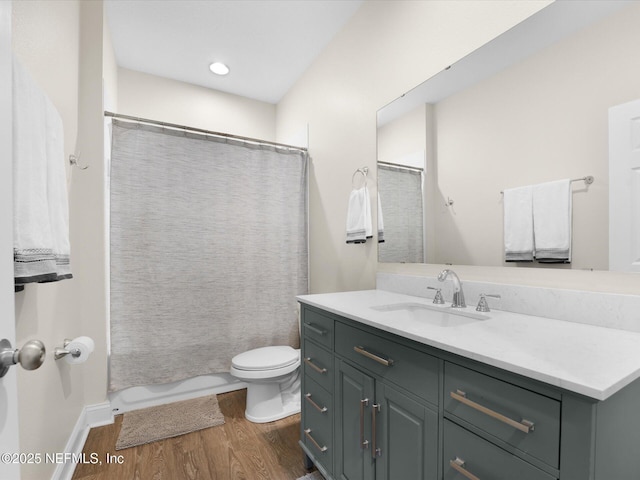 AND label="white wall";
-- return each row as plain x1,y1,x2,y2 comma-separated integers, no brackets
432,2,640,271
12,2,88,479
117,68,276,141
377,104,426,165
276,0,553,294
